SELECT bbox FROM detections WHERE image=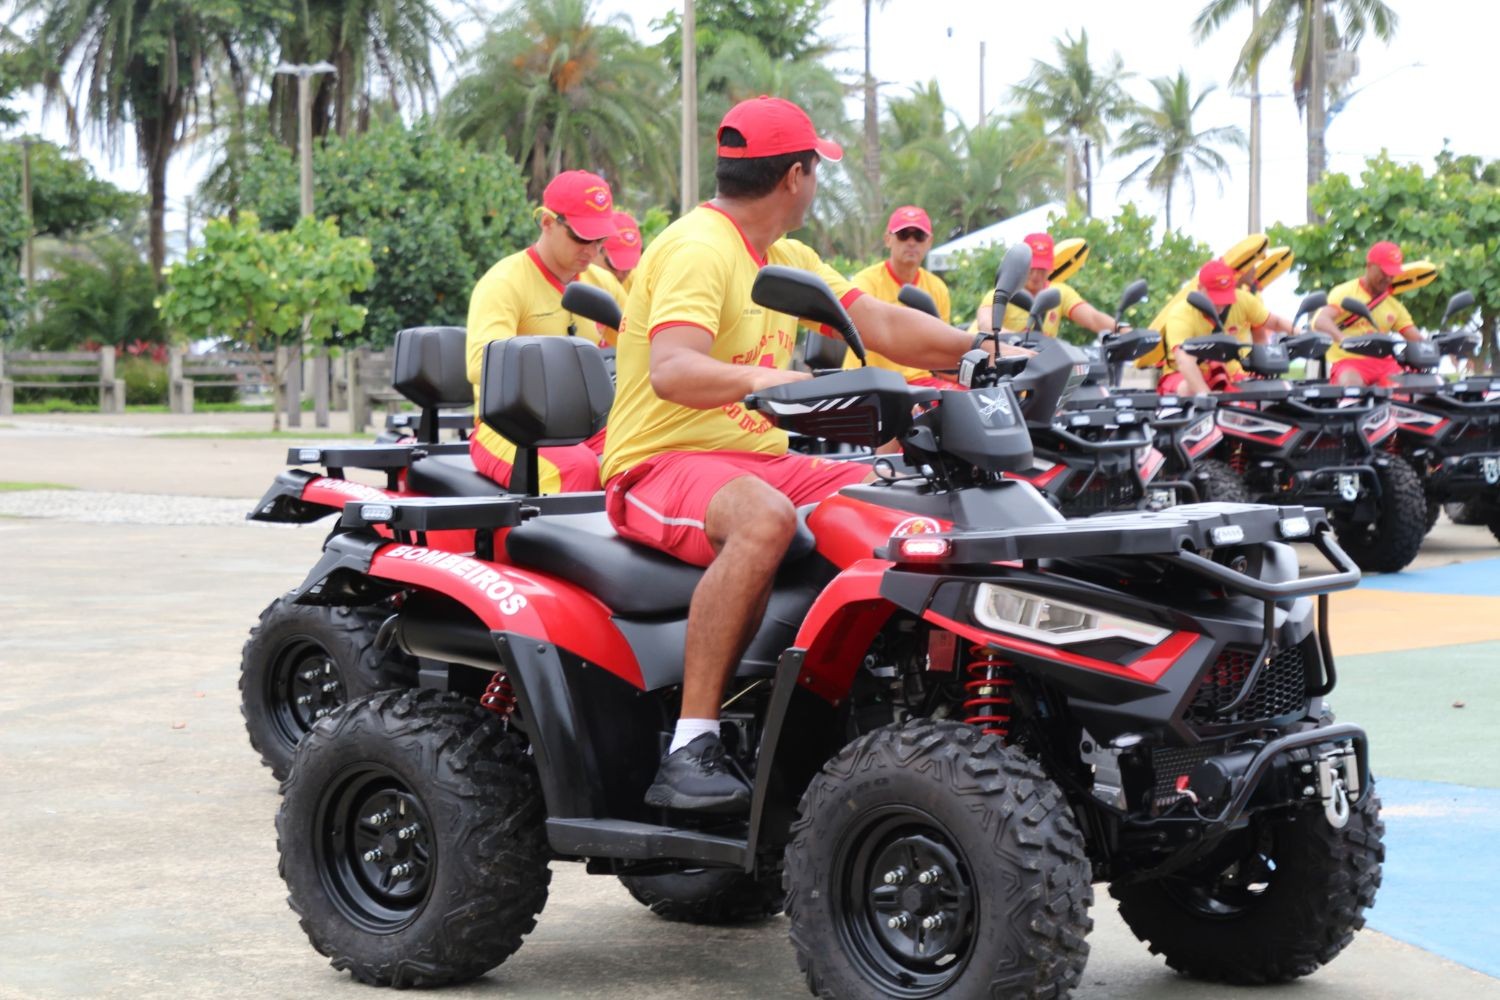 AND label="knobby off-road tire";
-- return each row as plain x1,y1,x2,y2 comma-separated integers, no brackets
1112,782,1384,984
1425,500,1441,534
1334,458,1427,573
785,720,1093,999
276,689,550,987
619,866,785,924
240,596,418,780
1192,458,1252,504
1445,499,1484,526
